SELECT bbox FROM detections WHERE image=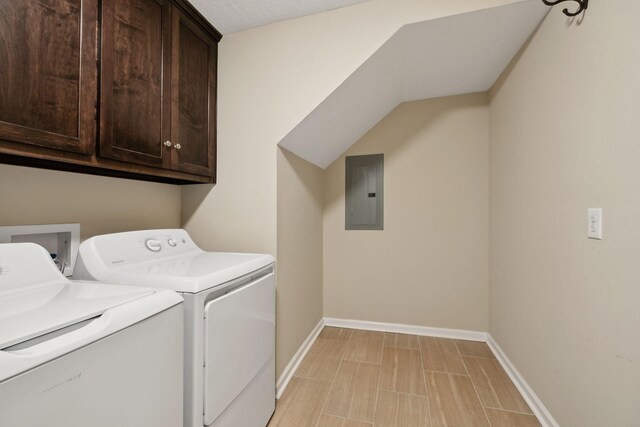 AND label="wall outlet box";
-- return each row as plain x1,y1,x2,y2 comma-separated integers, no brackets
587,208,603,240
0,224,80,276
